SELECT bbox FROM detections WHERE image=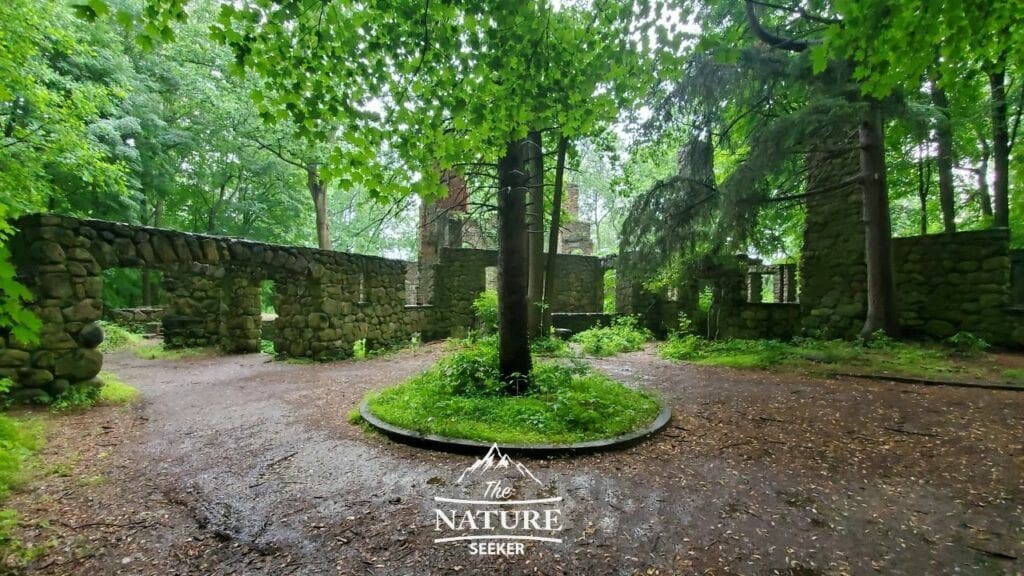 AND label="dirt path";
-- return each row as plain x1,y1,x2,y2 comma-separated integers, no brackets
7,345,1023,575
